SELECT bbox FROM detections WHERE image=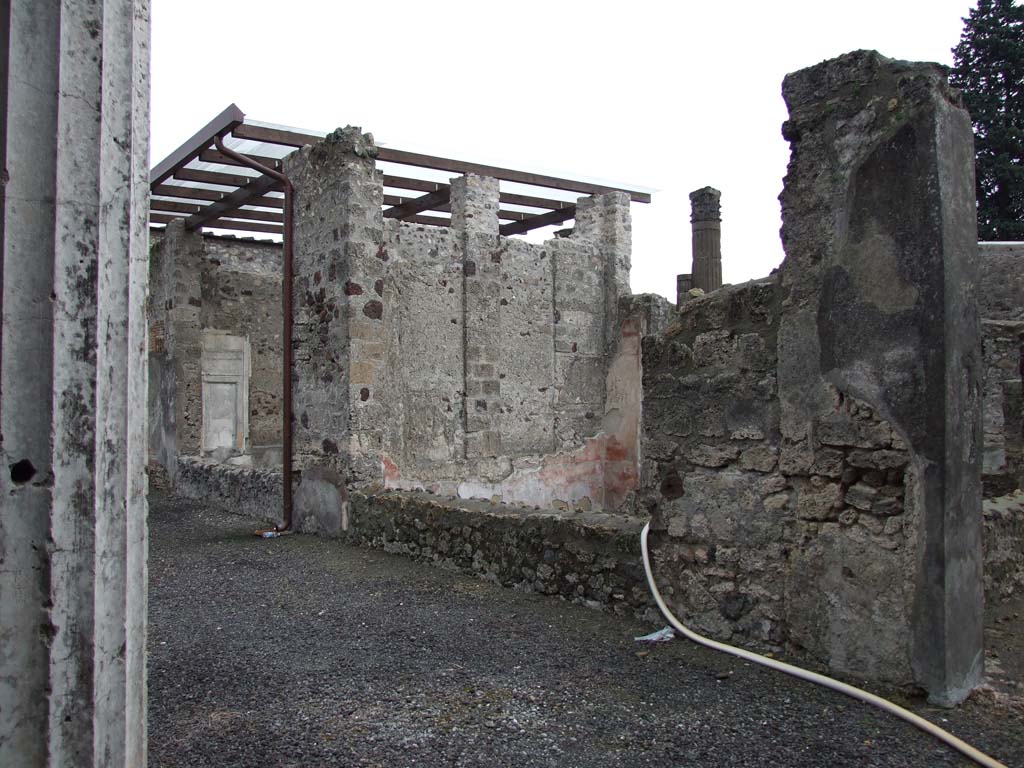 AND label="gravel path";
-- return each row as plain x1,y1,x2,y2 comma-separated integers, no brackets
148,492,1022,767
